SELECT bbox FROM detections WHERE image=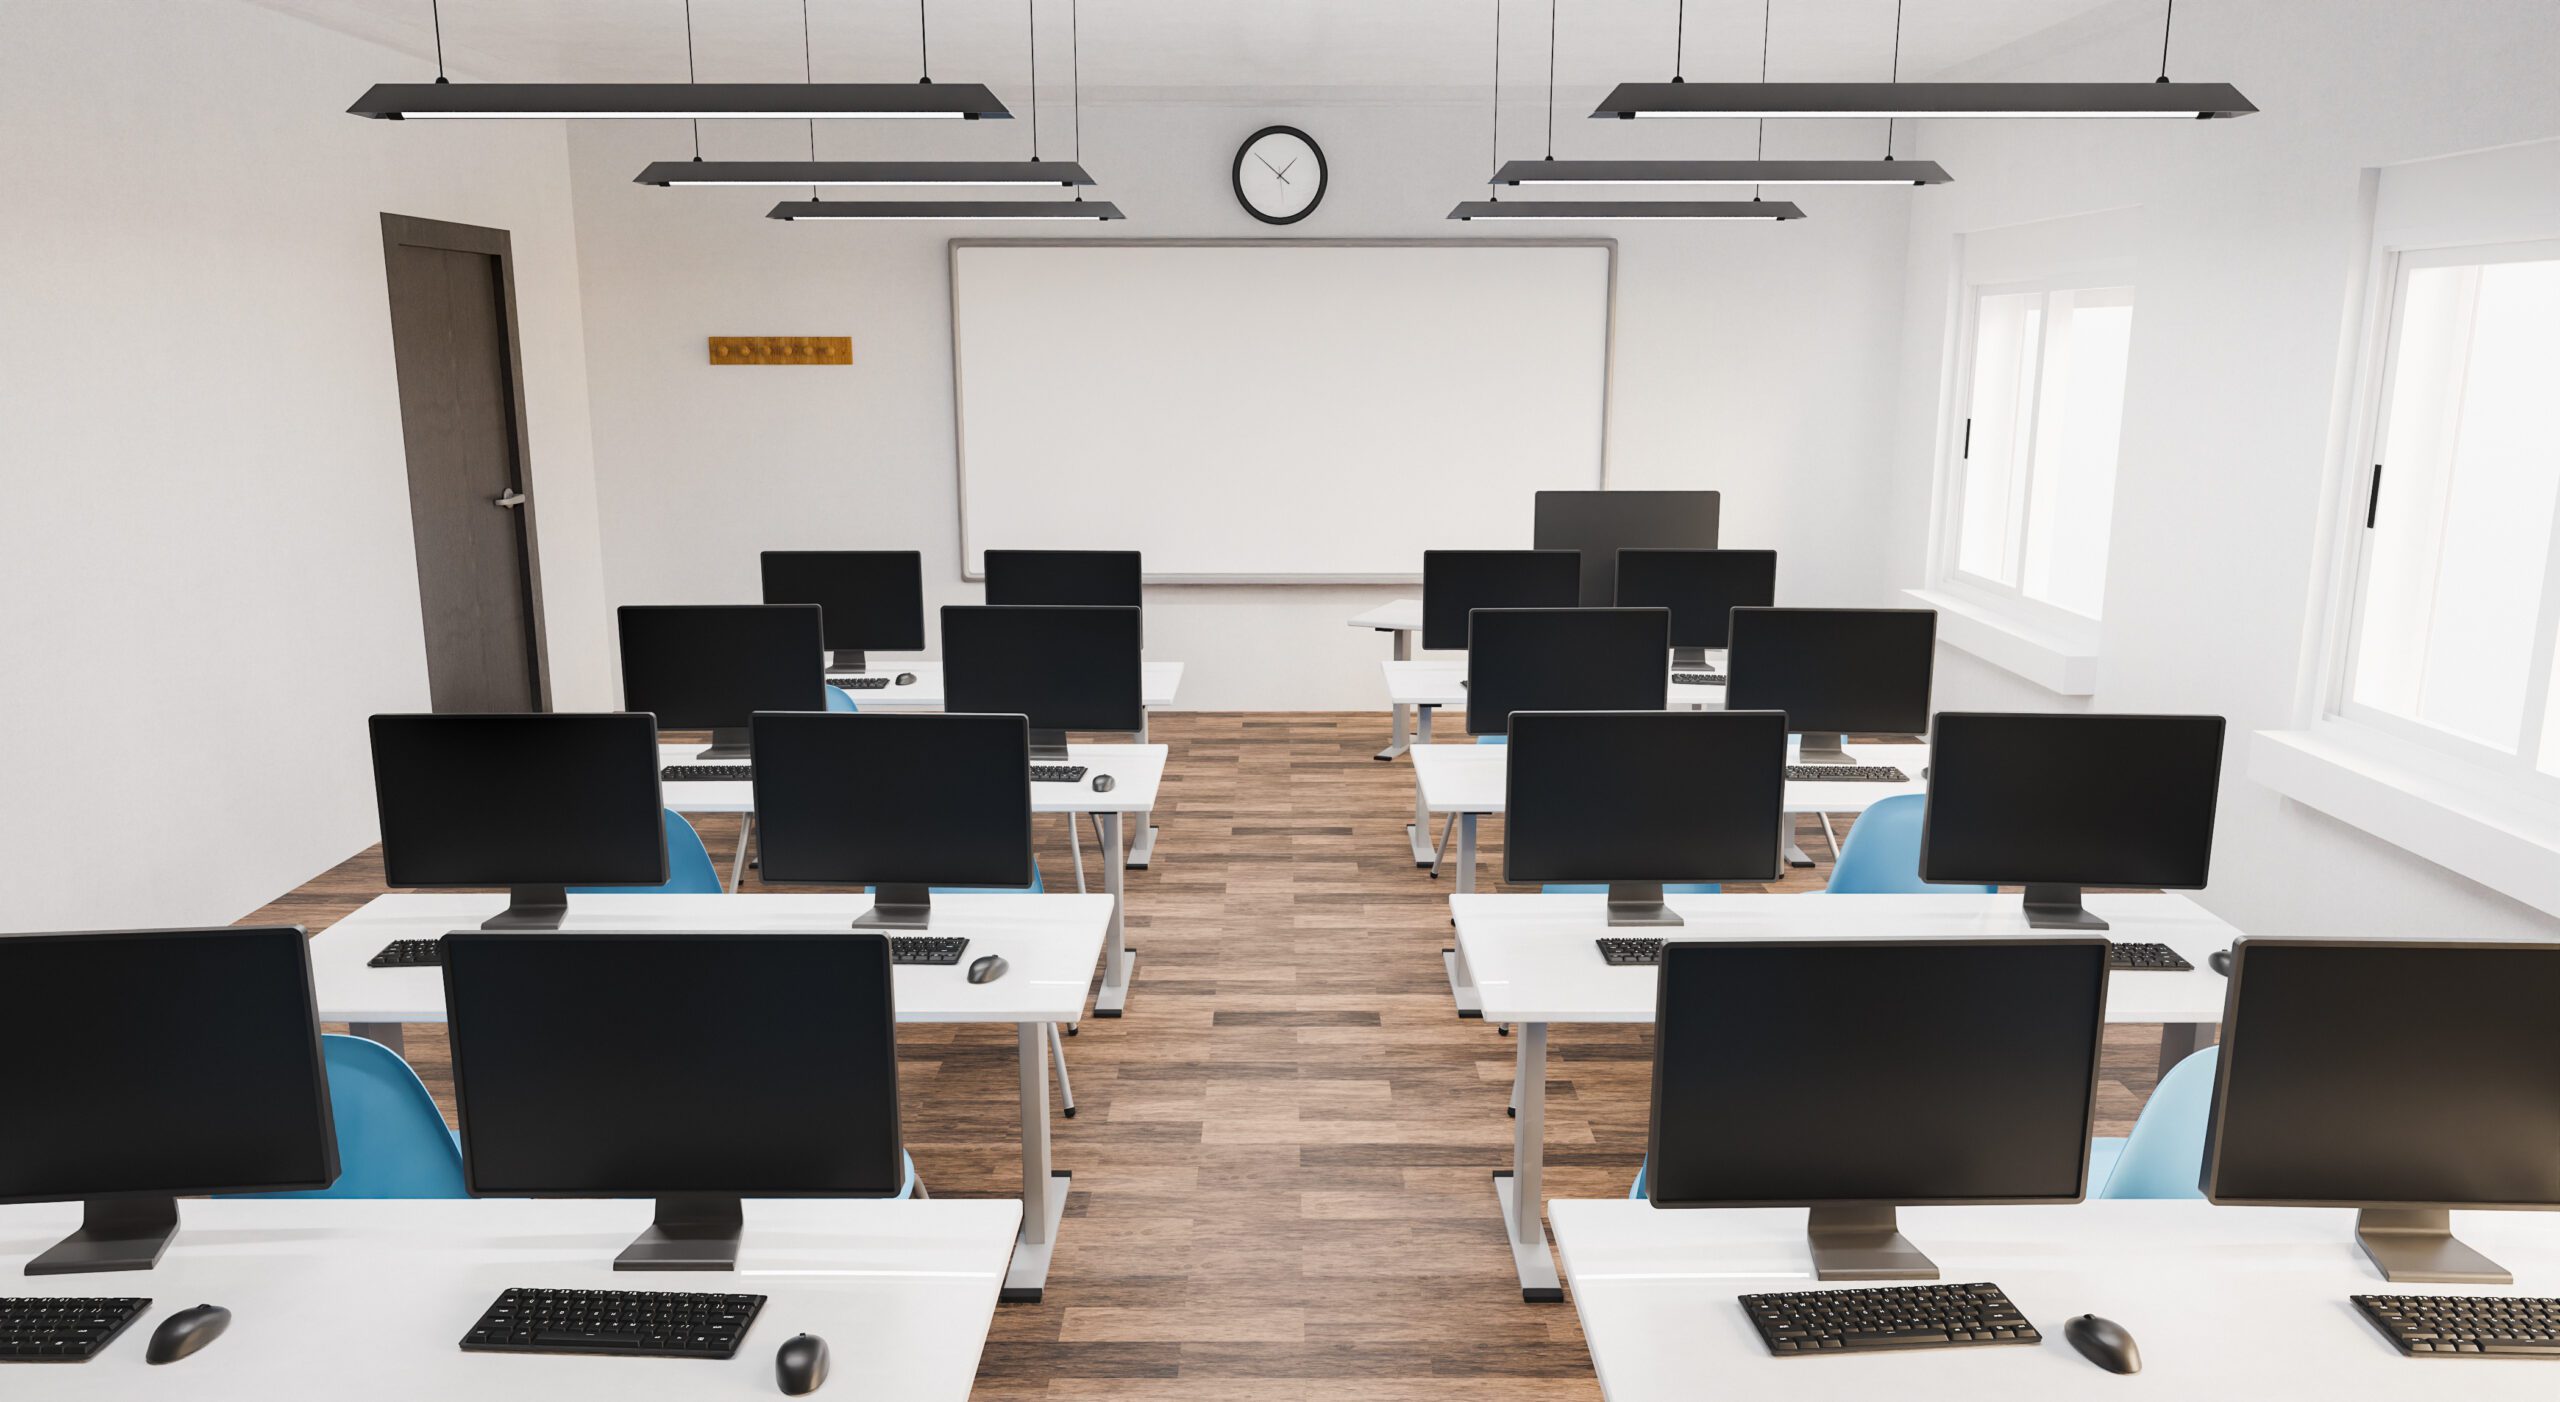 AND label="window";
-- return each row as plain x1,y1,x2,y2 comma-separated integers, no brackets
2340,240,2560,785
1948,280,2135,621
